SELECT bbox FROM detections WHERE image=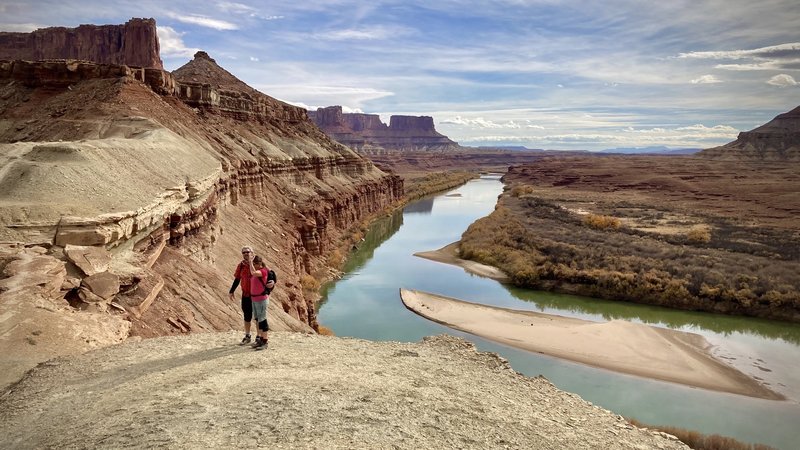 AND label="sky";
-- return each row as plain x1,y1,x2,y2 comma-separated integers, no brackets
2,0,799,151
